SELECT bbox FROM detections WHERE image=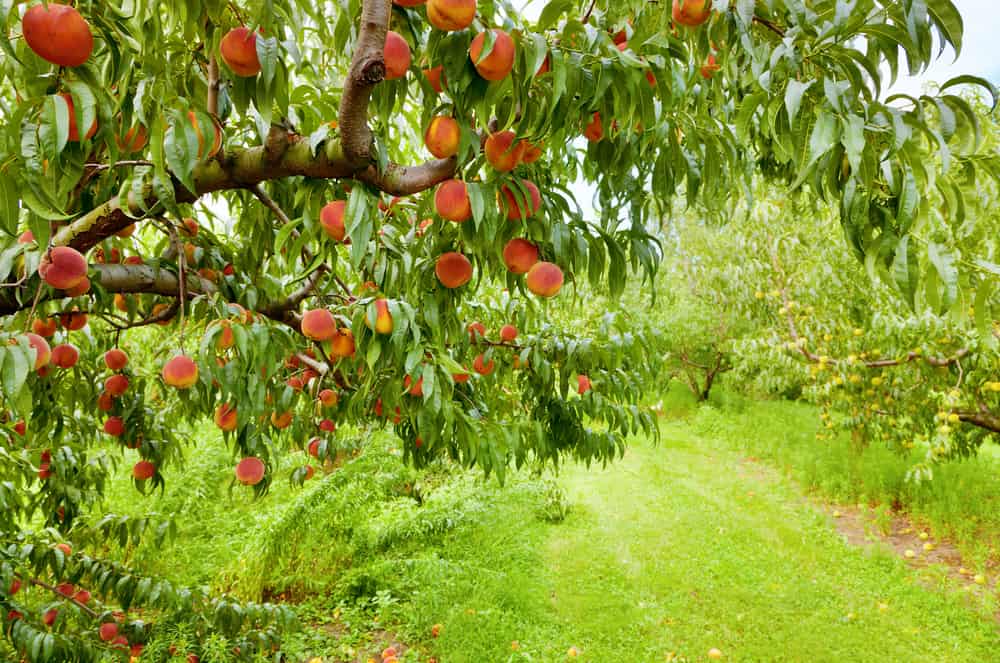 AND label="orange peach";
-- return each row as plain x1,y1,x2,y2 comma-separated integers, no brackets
424,116,461,159
584,112,603,142
22,3,93,67
484,131,524,172
181,217,199,237
215,321,235,350
97,391,114,411
435,252,473,288
526,261,564,297
577,374,592,394
162,355,199,389
319,418,336,432
427,0,476,31
500,180,542,220
519,140,544,164
700,53,720,79
51,343,78,368
307,437,322,458
220,27,261,77
672,0,713,27
434,179,472,222
98,623,118,642
301,308,337,341
24,333,51,369
104,374,129,397
384,31,411,80
473,353,495,376
38,246,88,290
104,348,128,370
367,299,393,334
319,389,339,407
32,317,57,337
132,460,156,480
453,371,470,383
423,65,445,93
467,321,486,342
320,200,347,242
117,126,147,153
151,303,174,325
235,457,265,486
500,324,517,342
270,411,293,429
60,93,97,141
215,404,238,431
17,230,35,244
469,29,515,81
502,238,539,274
404,375,424,397
64,277,90,297
113,293,129,313
329,328,357,358
103,416,124,437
